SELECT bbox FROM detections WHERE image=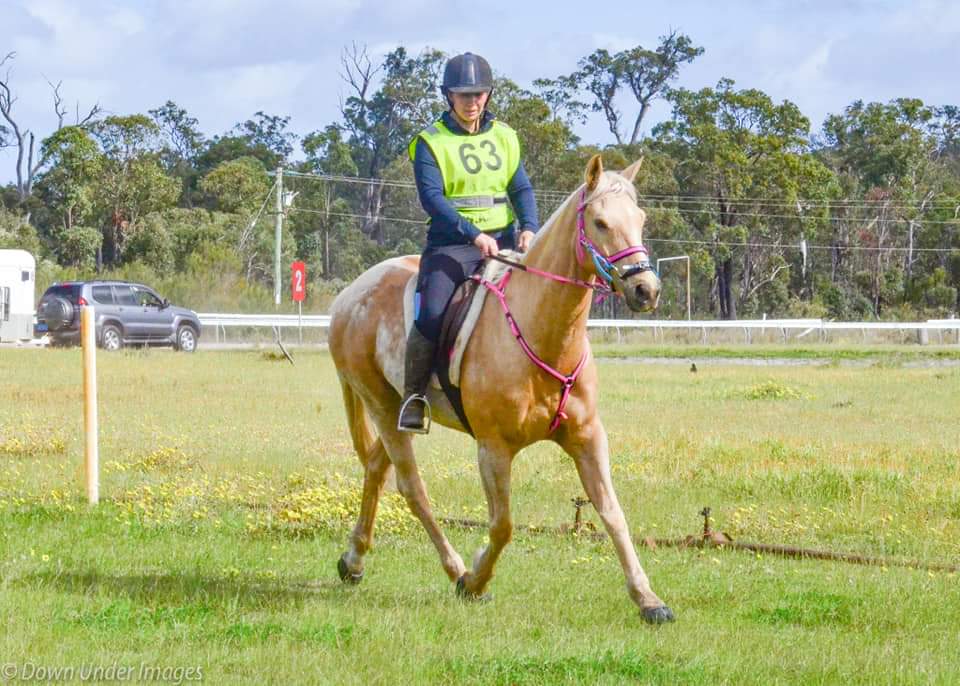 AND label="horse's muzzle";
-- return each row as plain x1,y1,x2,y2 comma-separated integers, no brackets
625,274,660,313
